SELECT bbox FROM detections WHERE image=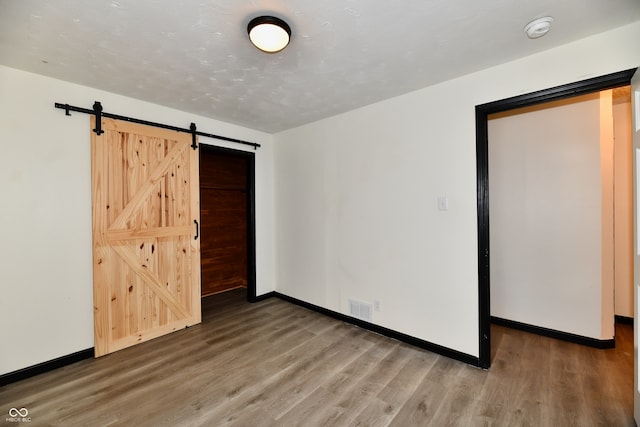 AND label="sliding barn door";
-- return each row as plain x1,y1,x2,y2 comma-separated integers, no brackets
91,117,201,357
